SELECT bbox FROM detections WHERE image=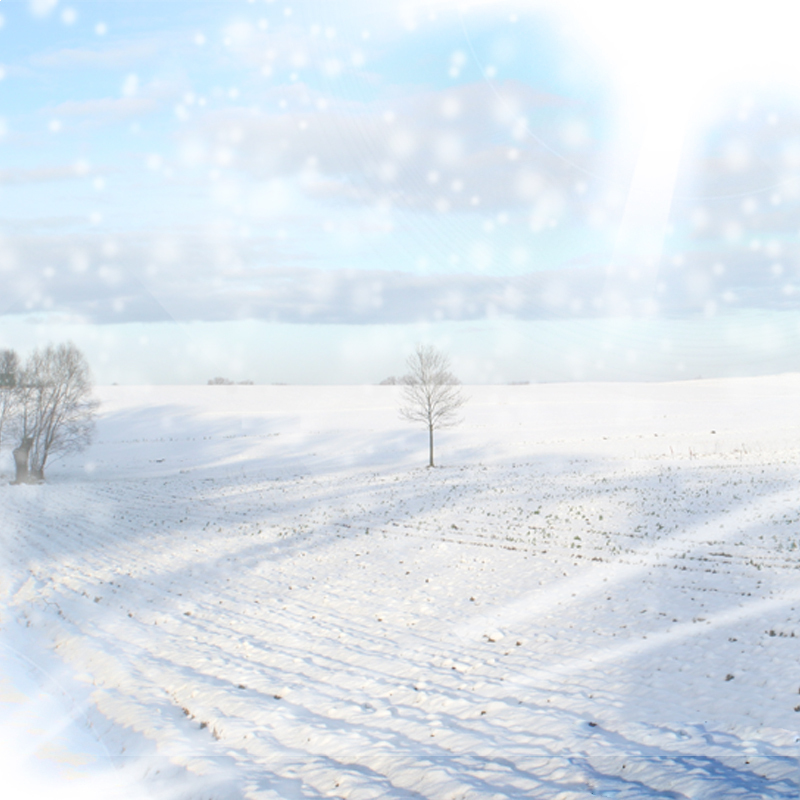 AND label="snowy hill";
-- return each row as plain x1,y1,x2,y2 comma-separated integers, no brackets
2,379,799,798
